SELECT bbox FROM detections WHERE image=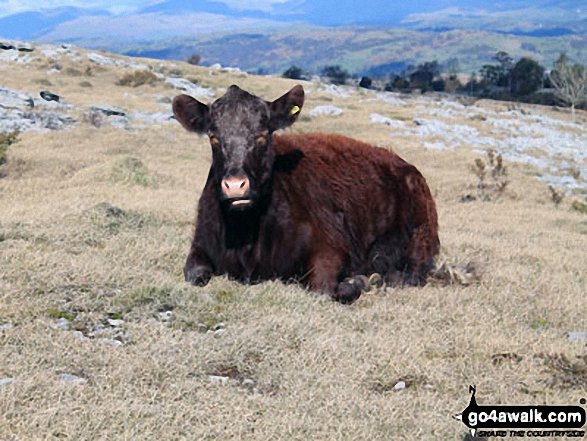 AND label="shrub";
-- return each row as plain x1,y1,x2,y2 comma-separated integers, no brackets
466,150,509,202
572,200,587,214
0,129,20,166
359,76,372,89
65,67,83,76
116,70,161,87
111,157,158,188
